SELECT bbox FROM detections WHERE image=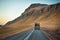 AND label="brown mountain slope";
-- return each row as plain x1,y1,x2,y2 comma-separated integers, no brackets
4,3,60,30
